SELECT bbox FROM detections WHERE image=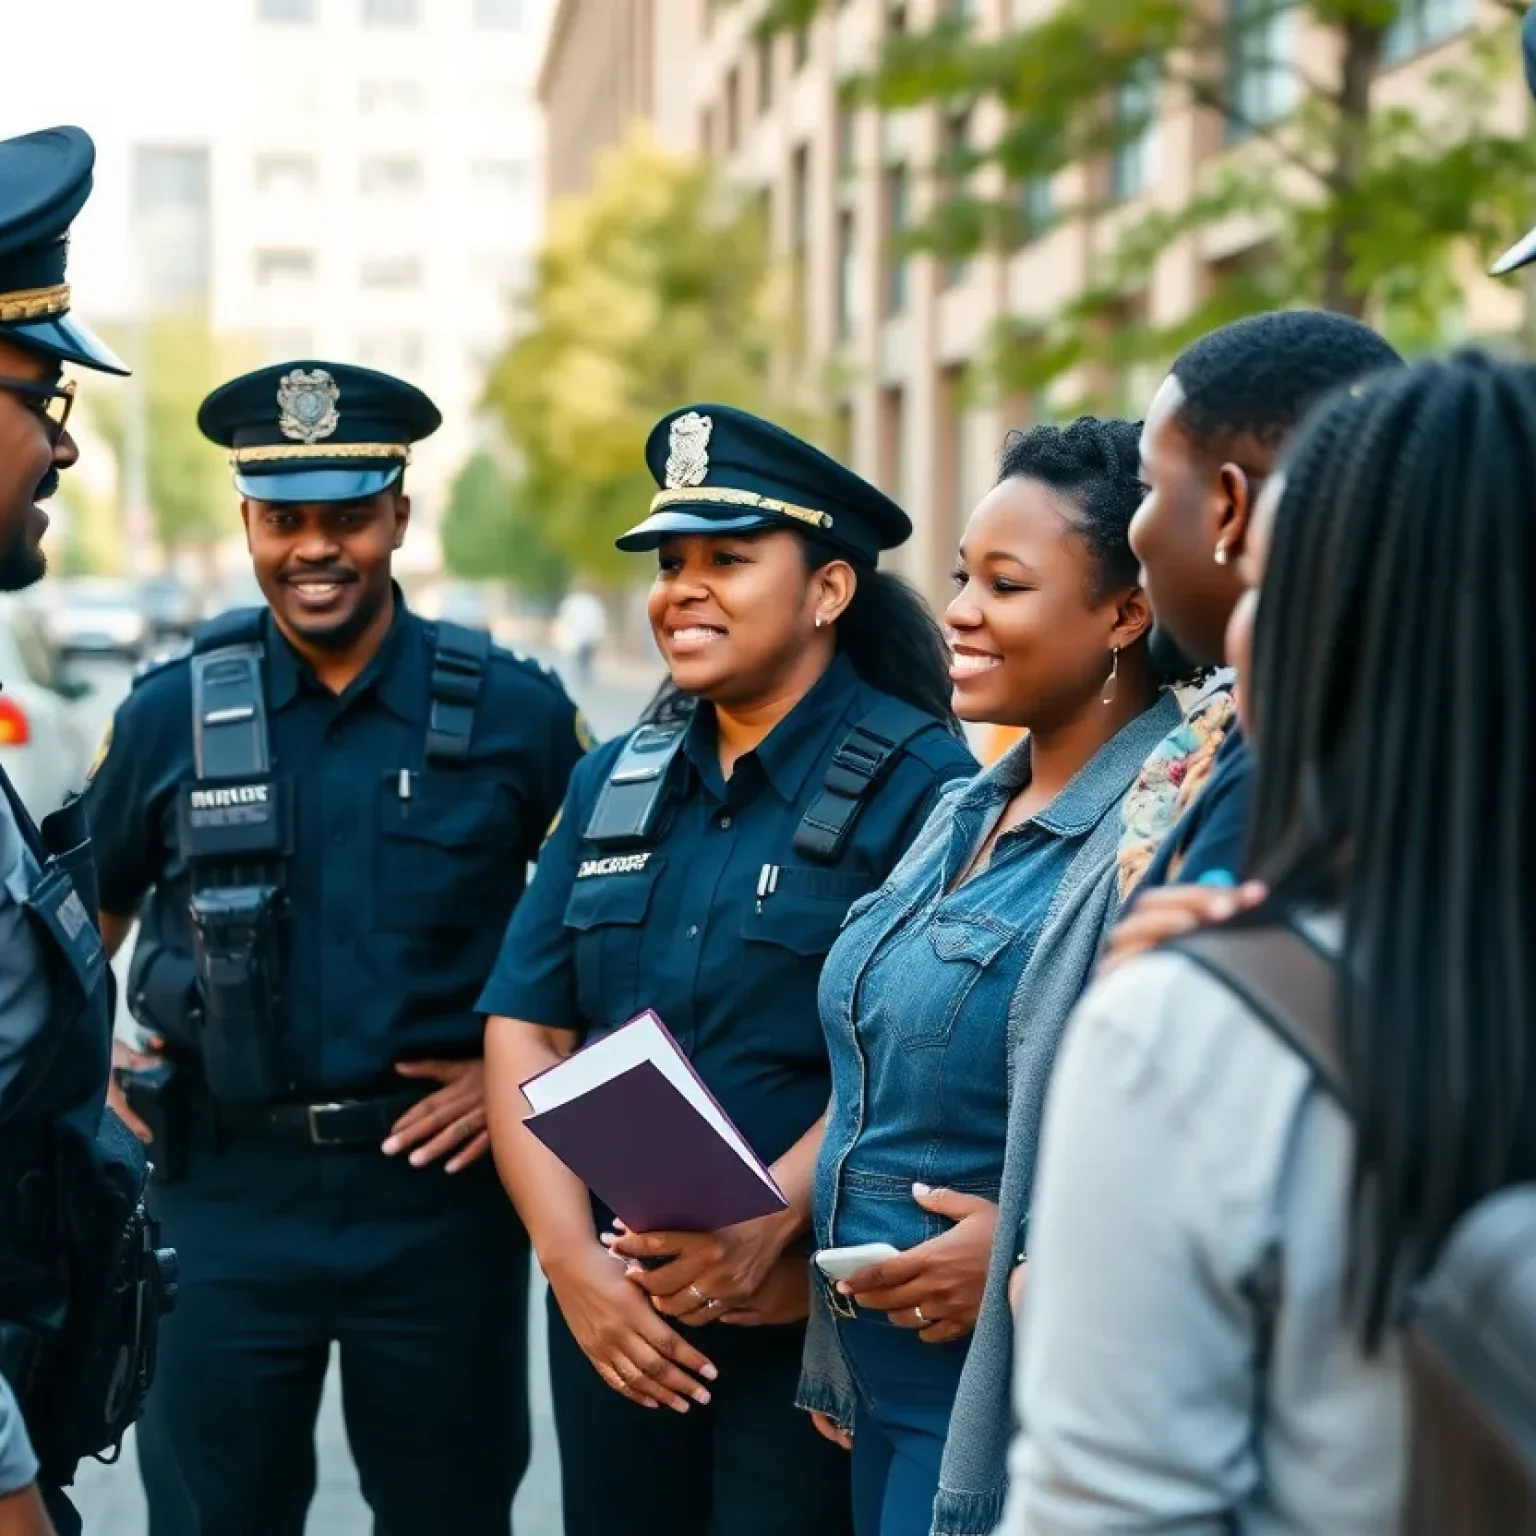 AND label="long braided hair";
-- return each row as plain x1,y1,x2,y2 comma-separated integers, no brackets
1246,350,1536,1348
